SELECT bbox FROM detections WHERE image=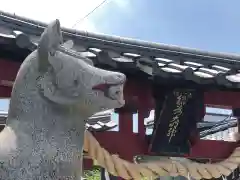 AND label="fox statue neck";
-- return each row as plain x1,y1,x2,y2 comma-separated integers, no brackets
2,100,87,179
7,90,88,150
2,84,88,179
